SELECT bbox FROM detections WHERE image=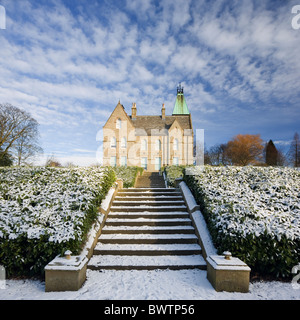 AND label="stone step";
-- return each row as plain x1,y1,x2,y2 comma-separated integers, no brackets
88,254,207,270
117,191,182,197
93,243,202,255
135,185,166,188
120,188,175,193
101,225,195,234
115,196,183,201
105,218,192,226
108,212,189,219
87,182,207,273
112,200,185,206
135,173,166,188
110,205,187,212
98,233,198,244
